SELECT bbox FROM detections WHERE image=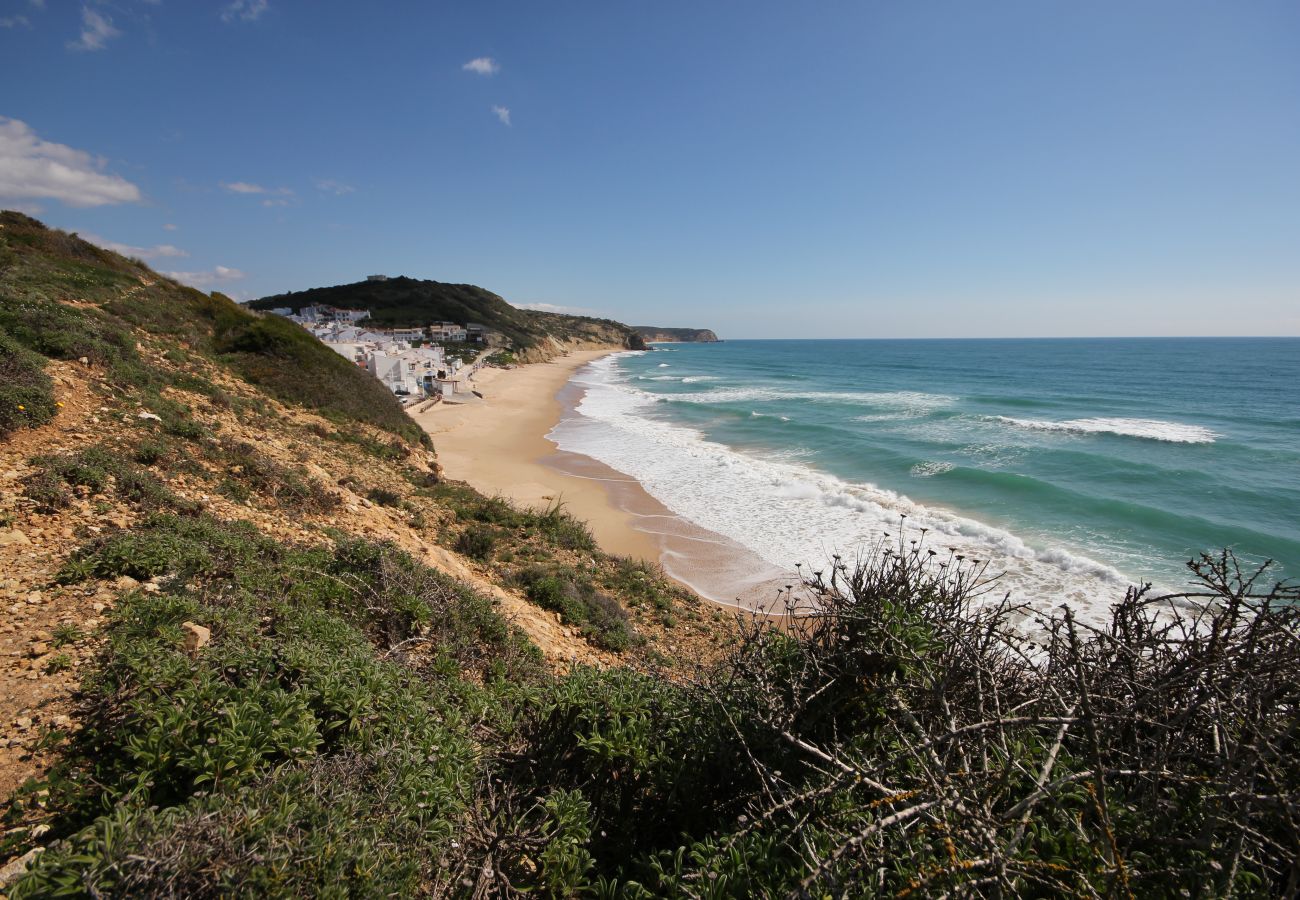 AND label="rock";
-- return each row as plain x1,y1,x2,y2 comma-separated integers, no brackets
136,411,162,422
142,583,161,594
0,847,45,888
13,716,32,730
27,642,49,657
0,529,31,547
114,576,140,590
79,356,90,365
182,621,211,655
